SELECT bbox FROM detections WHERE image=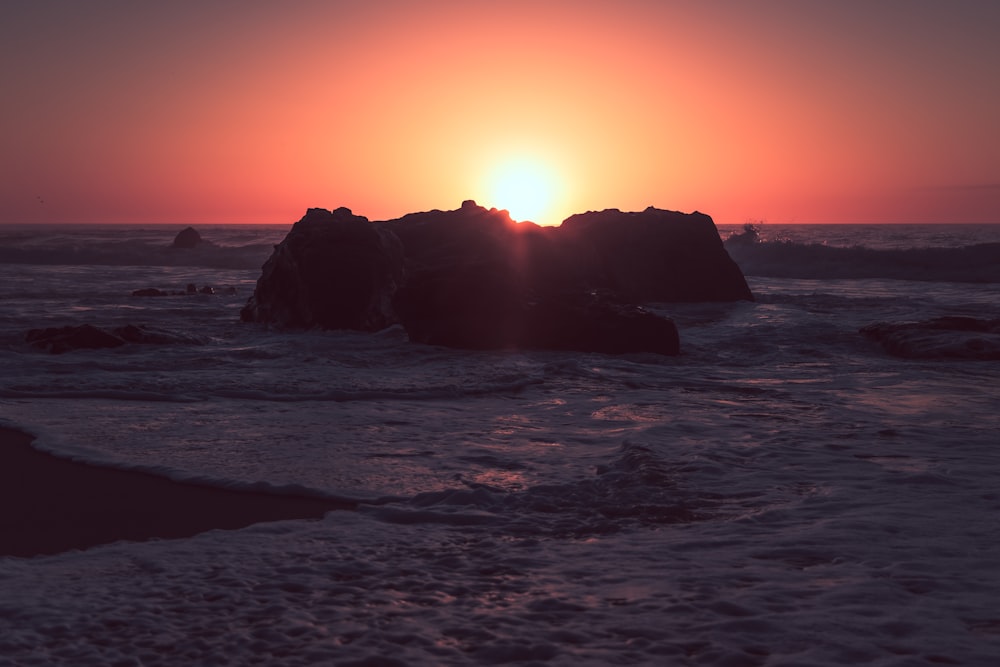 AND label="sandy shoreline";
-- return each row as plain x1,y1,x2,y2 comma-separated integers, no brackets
0,427,355,558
